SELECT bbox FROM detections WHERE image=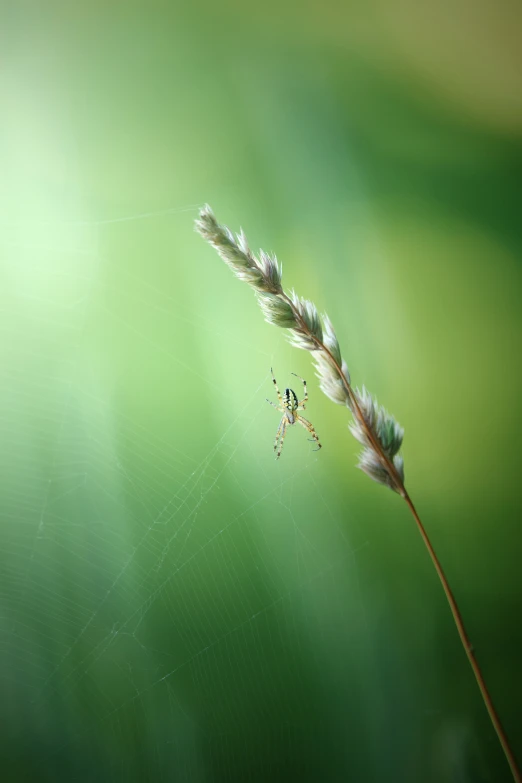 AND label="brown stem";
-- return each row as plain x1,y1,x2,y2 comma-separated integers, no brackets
403,493,521,783
283,293,521,782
